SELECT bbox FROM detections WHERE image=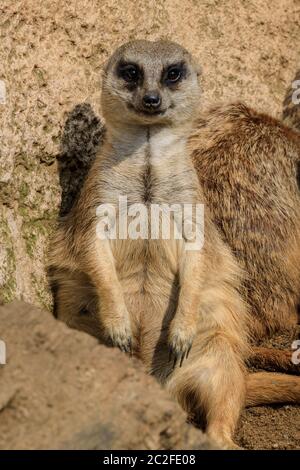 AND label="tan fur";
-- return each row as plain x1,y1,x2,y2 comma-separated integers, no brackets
49,41,300,449
246,372,300,406
248,347,299,375
190,102,300,406
190,103,300,341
